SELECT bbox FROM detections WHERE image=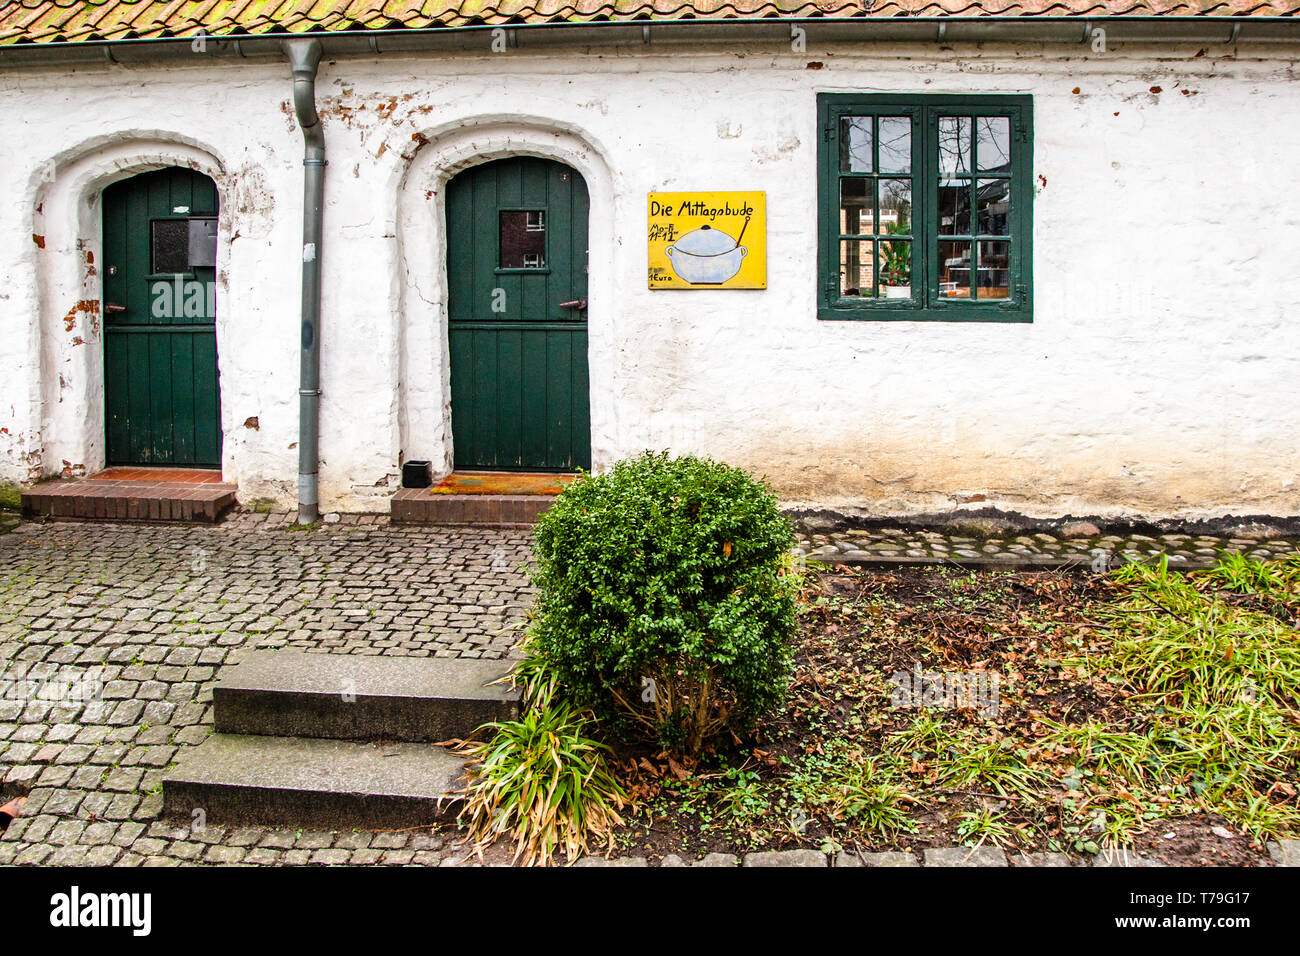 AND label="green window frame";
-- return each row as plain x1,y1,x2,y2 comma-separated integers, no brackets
817,93,1033,322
